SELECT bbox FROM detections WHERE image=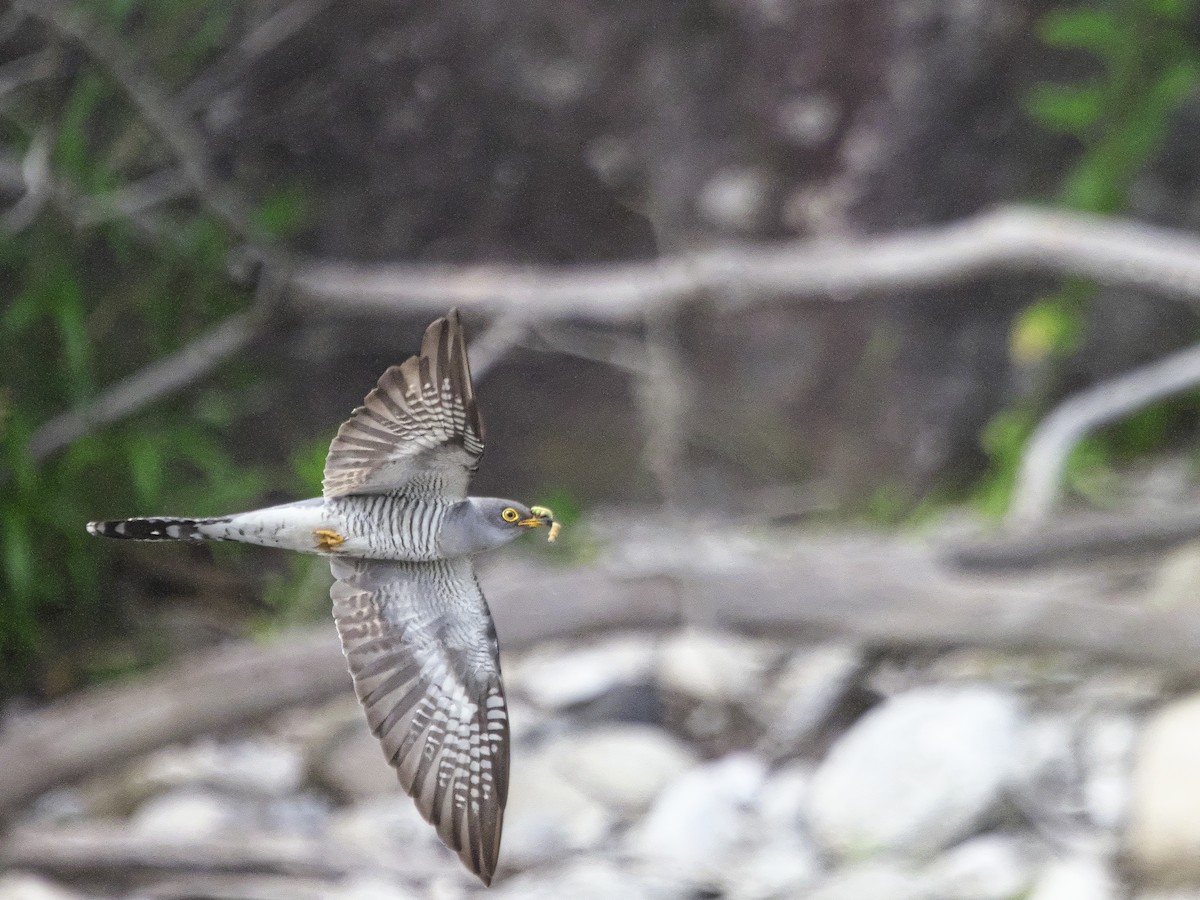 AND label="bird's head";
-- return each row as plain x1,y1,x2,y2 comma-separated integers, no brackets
439,498,561,556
